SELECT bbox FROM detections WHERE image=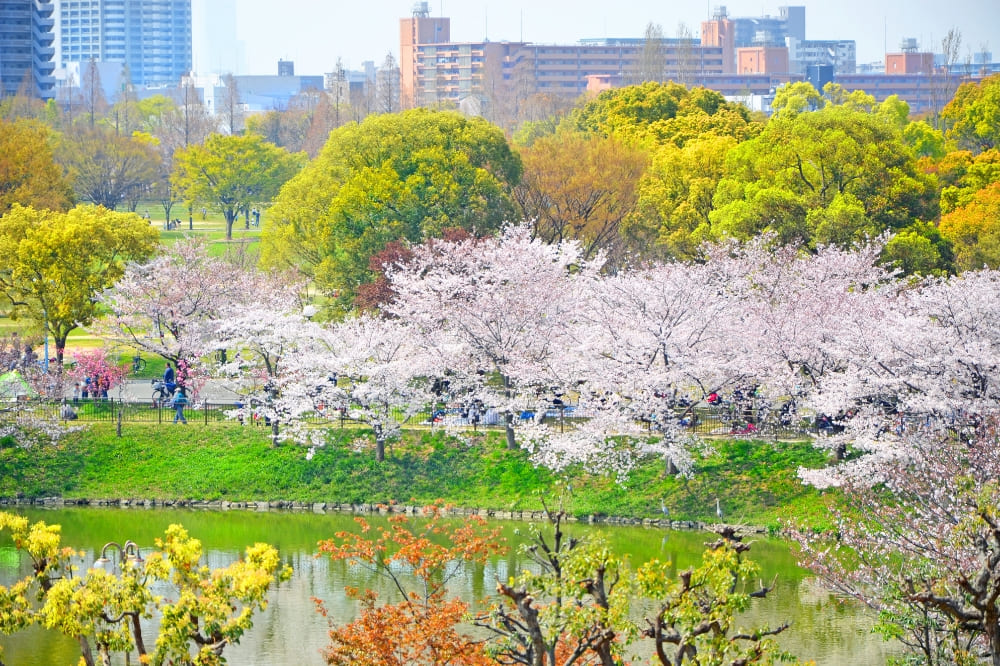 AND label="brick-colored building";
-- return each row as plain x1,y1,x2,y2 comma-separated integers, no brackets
885,52,934,75
737,46,790,74
701,11,736,74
